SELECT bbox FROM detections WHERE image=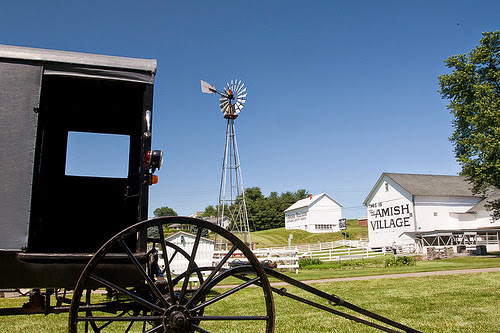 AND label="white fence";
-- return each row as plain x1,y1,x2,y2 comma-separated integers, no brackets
253,248,299,273
212,248,300,273
299,247,385,262
255,238,385,264
156,238,384,276
257,239,369,253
